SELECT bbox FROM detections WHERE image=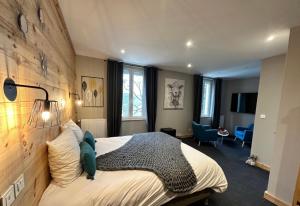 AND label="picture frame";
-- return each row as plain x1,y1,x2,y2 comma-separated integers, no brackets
81,76,104,107
163,78,185,110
